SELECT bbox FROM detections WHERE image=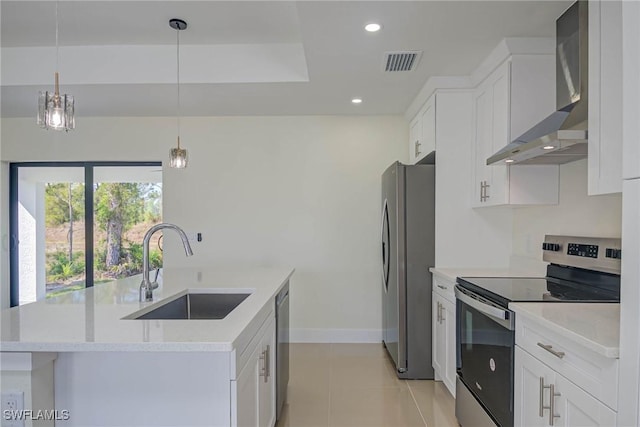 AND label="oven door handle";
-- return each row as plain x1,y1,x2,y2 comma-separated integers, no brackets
455,286,515,330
